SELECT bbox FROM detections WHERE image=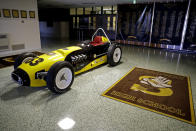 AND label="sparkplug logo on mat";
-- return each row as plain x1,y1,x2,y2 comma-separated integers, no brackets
102,67,196,125
130,76,173,96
